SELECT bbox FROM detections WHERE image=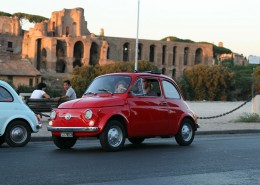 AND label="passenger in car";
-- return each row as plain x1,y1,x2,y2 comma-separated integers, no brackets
143,79,157,96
